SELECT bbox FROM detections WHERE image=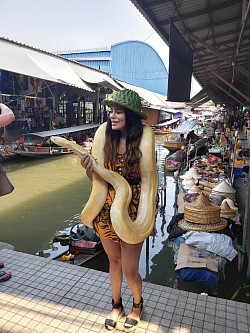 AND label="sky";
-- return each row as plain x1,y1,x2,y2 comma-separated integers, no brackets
1,0,201,96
